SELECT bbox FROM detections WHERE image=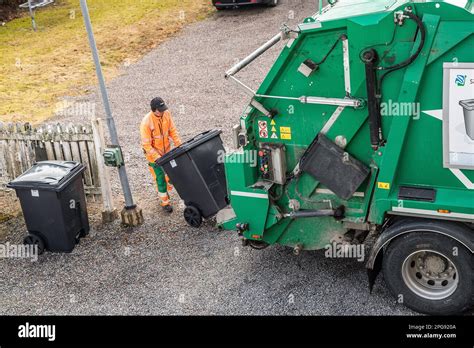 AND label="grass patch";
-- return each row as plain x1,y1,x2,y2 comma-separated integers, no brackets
0,0,213,123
